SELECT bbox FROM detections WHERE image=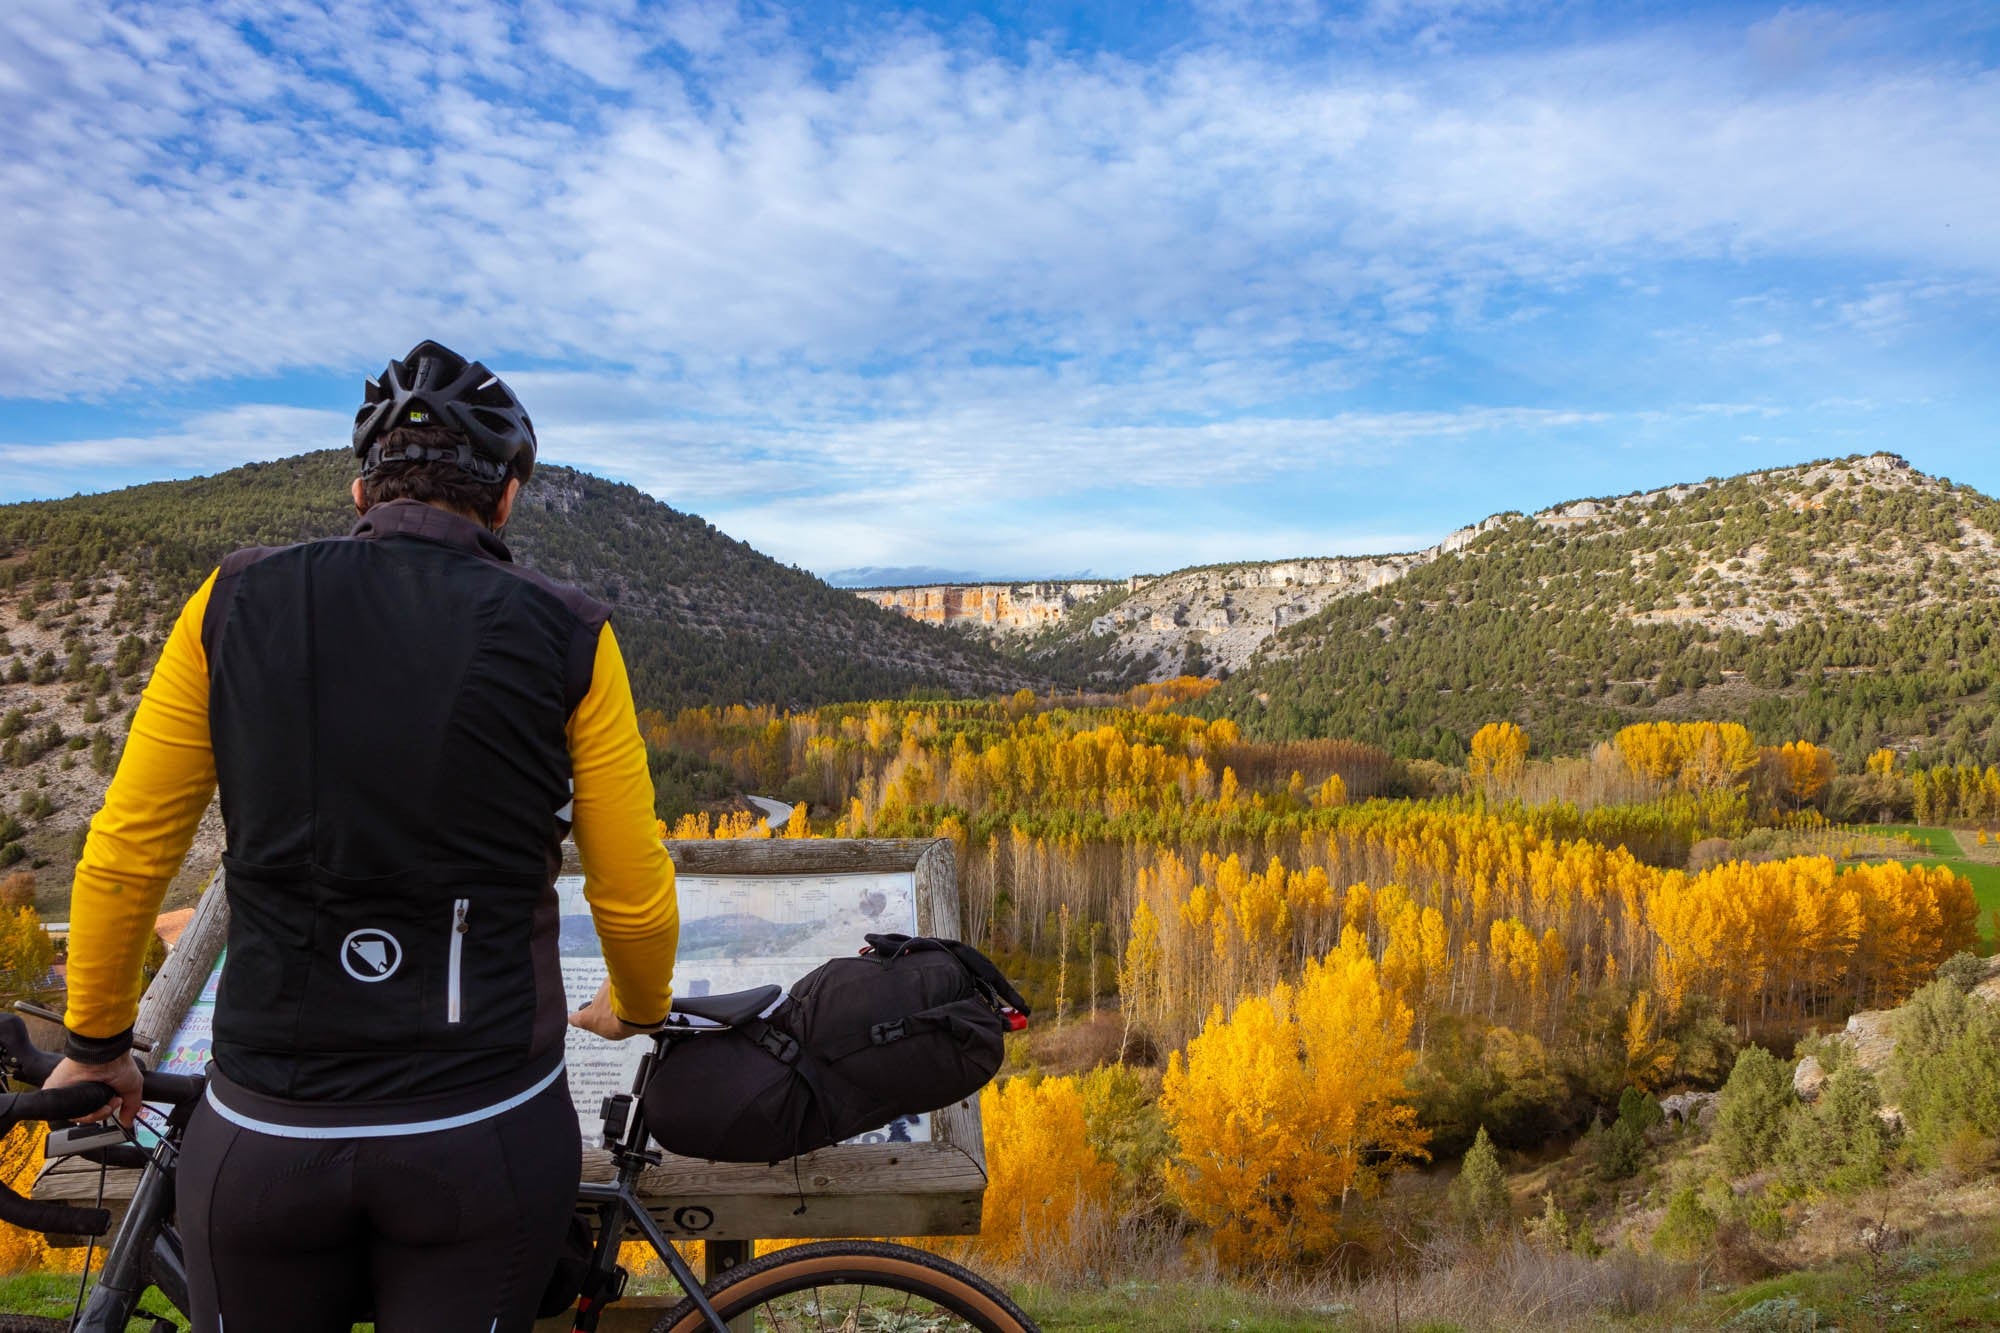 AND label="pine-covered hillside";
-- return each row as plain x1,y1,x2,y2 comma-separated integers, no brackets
0,450,1035,895
1206,453,2000,763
